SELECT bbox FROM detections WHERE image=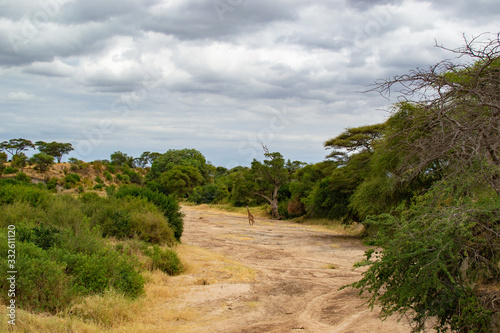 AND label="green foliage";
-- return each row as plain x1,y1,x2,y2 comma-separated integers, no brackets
0,241,72,313
306,152,371,222
34,141,73,163
29,153,54,173
0,182,49,206
347,182,500,332
115,185,184,241
57,249,144,297
0,138,35,158
79,193,176,245
110,151,135,168
324,123,385,160
158,165,204,197
17,224,62,250
189,183,227,204
143,245,183,275
122,167,143,185
147,148,213,185
0,181,154,314
104,170,113,181
63,173,81,189
3,166,18,174
11,153,28,169
15,172,31,183
0,152,6,173
46,177,59,190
